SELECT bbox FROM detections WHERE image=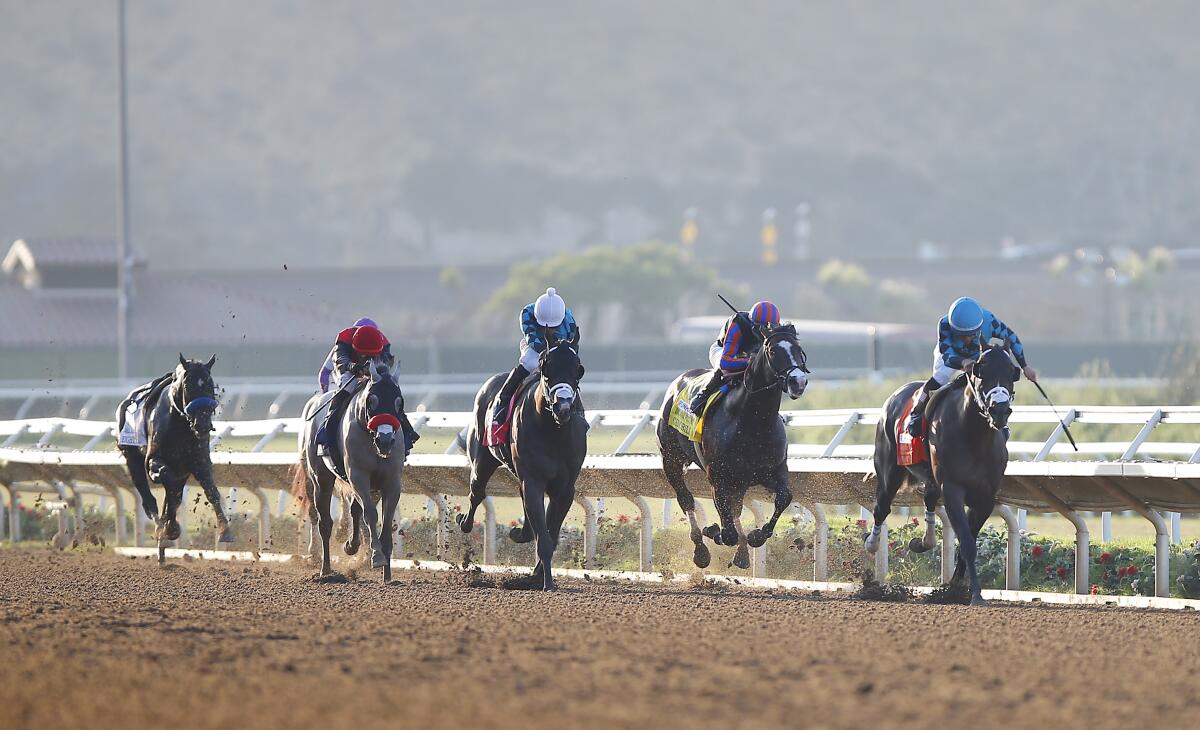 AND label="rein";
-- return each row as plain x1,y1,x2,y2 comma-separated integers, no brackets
746,332,808,396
